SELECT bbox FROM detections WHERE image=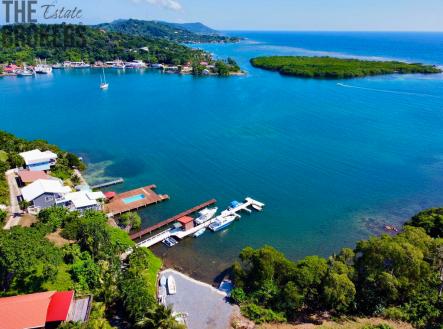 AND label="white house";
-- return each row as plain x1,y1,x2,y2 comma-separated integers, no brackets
21,179,71,211
59,191,106,212
19,149,58,171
